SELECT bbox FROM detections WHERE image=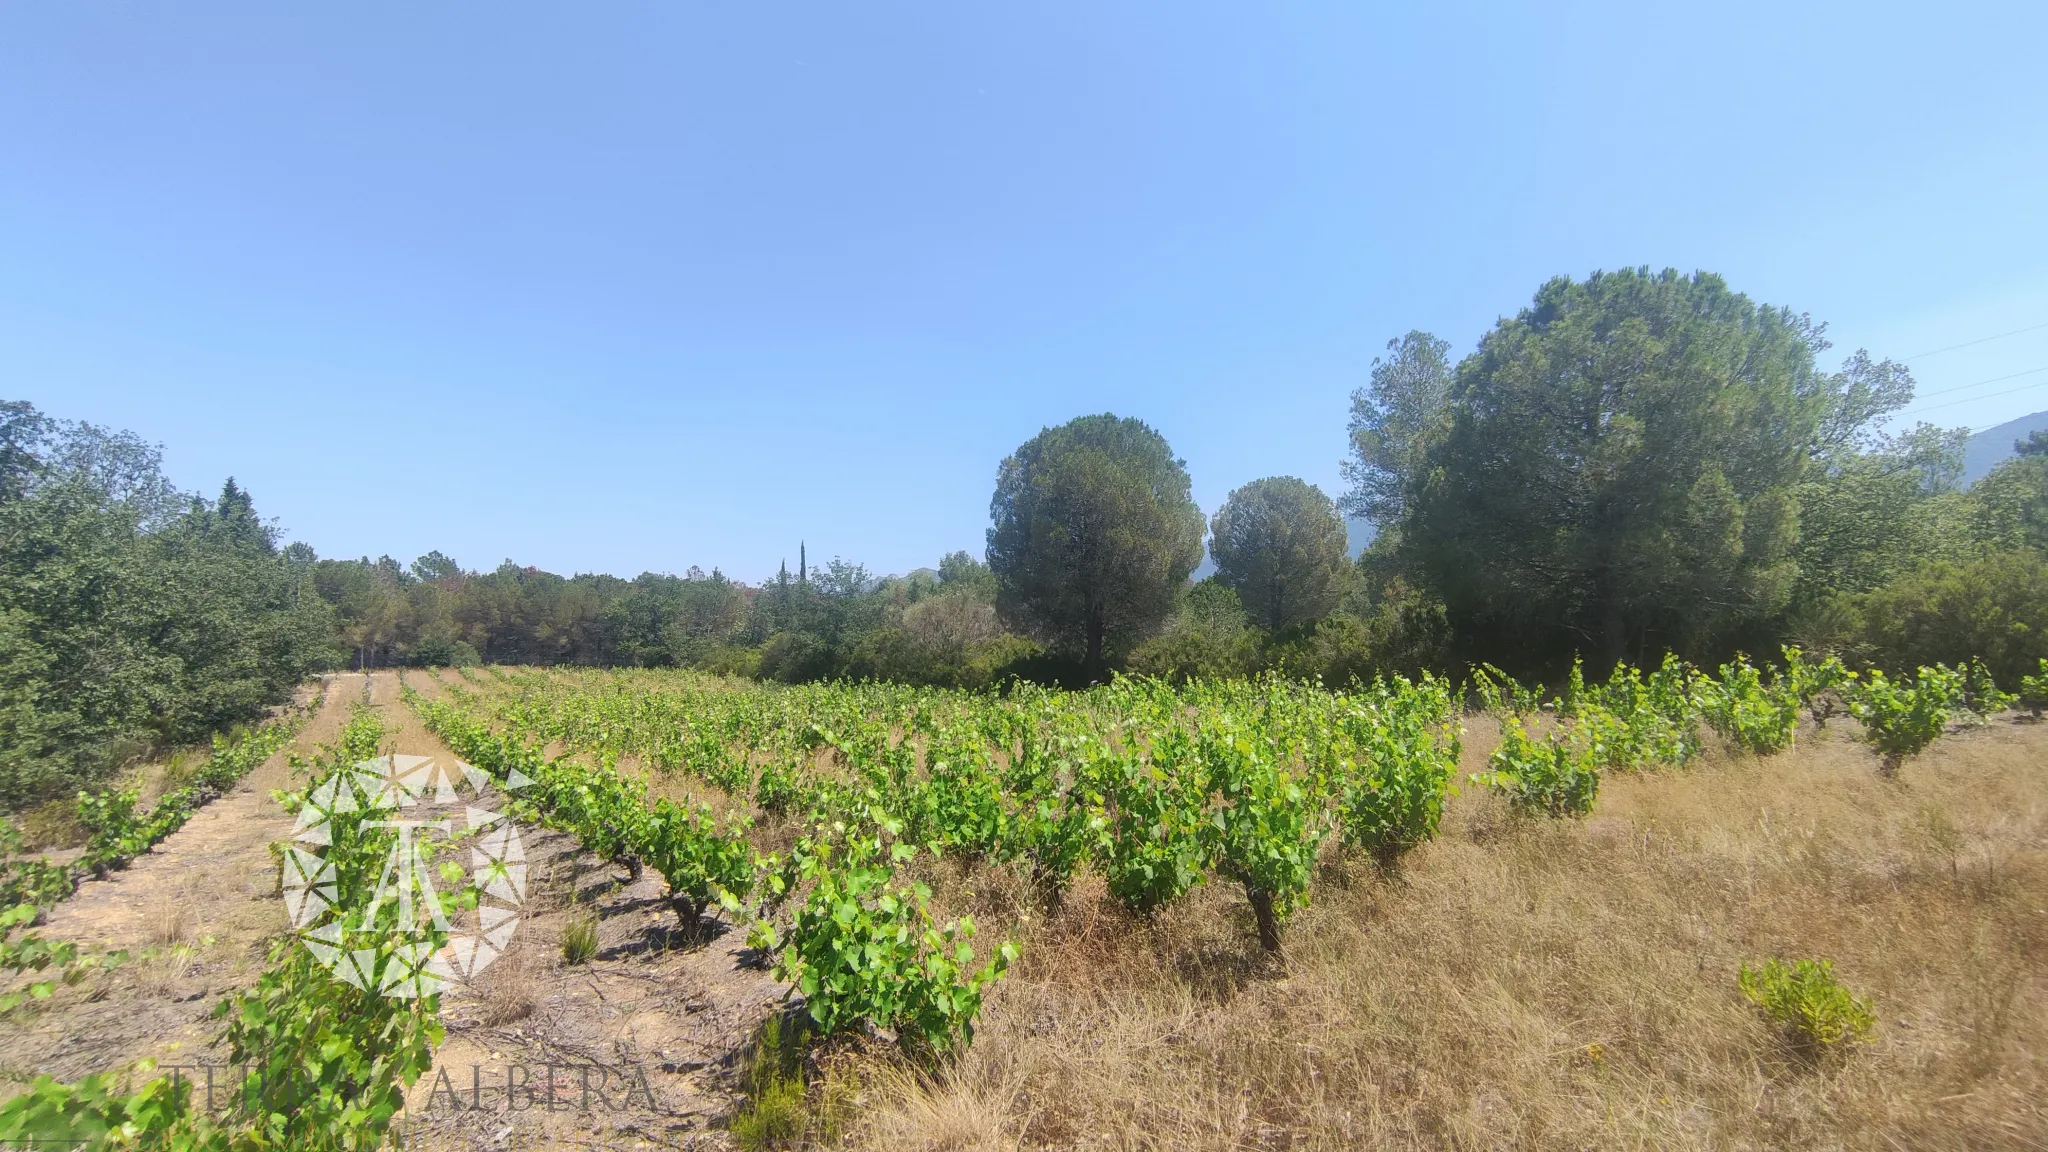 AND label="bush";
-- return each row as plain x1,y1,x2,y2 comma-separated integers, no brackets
1738,958,1876,1054
1843,665,1965,776
769,832,1017,1057
1126,582,1260,685
2020,658,2048,719
1858,549,2048,689
1268,580,1453,688
1695,656,1801,755
1483,716,1599,818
